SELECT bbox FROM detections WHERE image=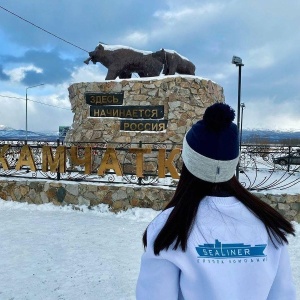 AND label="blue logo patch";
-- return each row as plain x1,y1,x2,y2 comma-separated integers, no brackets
196,239,267,259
